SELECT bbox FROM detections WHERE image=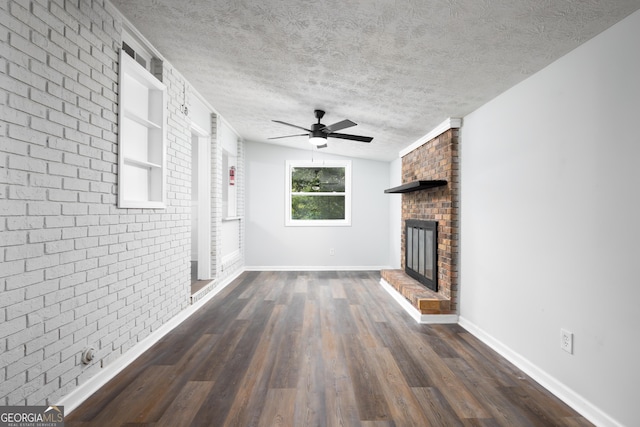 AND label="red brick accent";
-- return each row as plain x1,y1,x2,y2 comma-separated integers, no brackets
397,128,459,312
